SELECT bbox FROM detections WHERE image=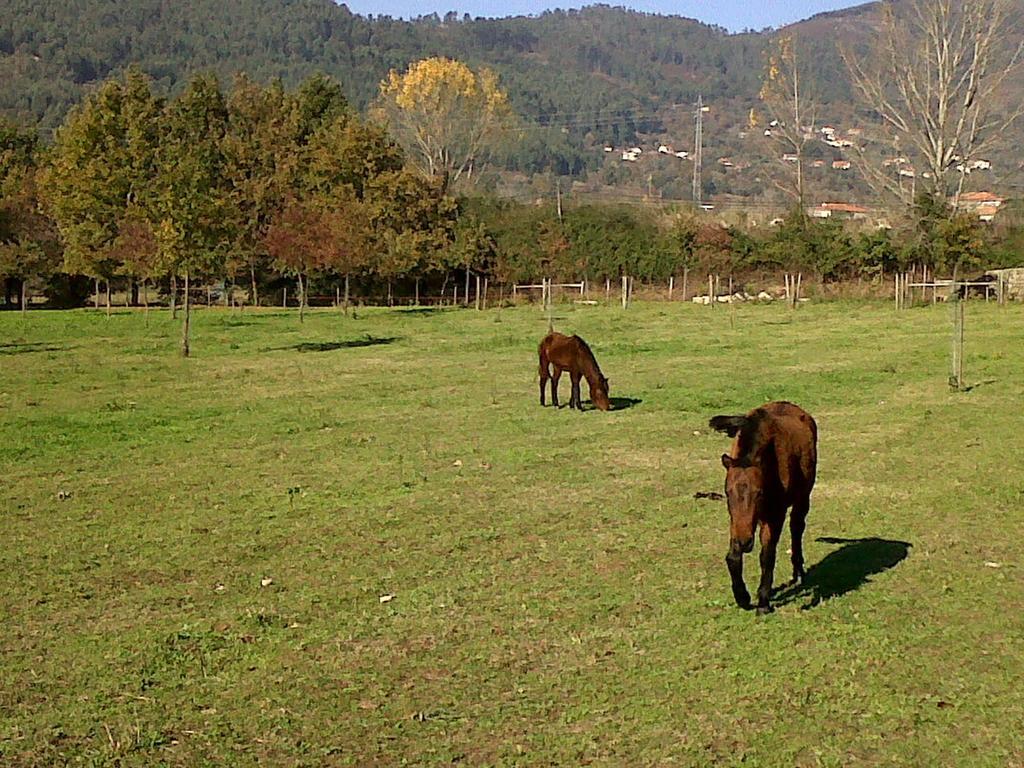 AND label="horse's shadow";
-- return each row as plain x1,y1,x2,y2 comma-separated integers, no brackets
608,397,642,411
772,536,911,610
